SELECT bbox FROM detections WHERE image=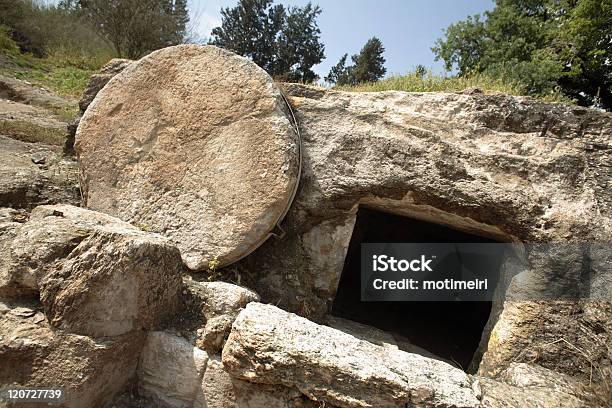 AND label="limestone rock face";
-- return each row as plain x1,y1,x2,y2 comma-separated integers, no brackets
0,98,67,145
325,316,446,363
0,301,145,408
40,228,183,338
196,355,323,408
0,75,74,112
237,84,611,313
75,45,300,270
138,331,208,408
185,279,260,352
0,135,80,209
0,205,98,298
476,363,603,407
231,85,612,383
222,302,479,408
0,204,183,337
0,209,26,297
